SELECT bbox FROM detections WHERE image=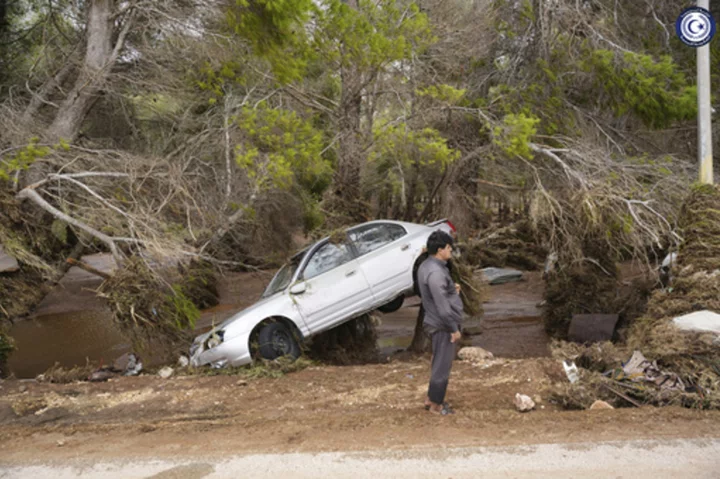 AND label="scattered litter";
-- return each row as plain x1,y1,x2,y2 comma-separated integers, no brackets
568,314,620,343
620,351,685,391
157,367,174,379
589,400,614,410
480,267,523,285
562,360,580,384
458,347,494,362
236,379,248,387
177,355,190,368
514,393,535,412
672,310,720,335
114,353,143,376
405,374,414,379
88,370,115,382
